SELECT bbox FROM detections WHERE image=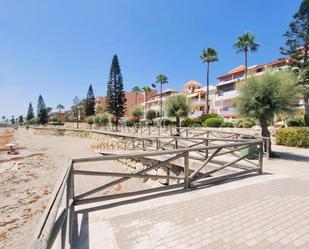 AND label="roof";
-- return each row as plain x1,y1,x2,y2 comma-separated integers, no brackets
184,80,203,87
217,58,294,80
